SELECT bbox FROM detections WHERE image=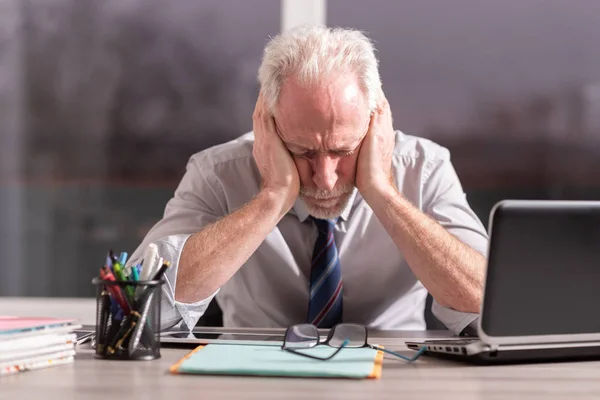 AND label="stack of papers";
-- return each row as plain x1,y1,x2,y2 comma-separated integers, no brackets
0,316,81,376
